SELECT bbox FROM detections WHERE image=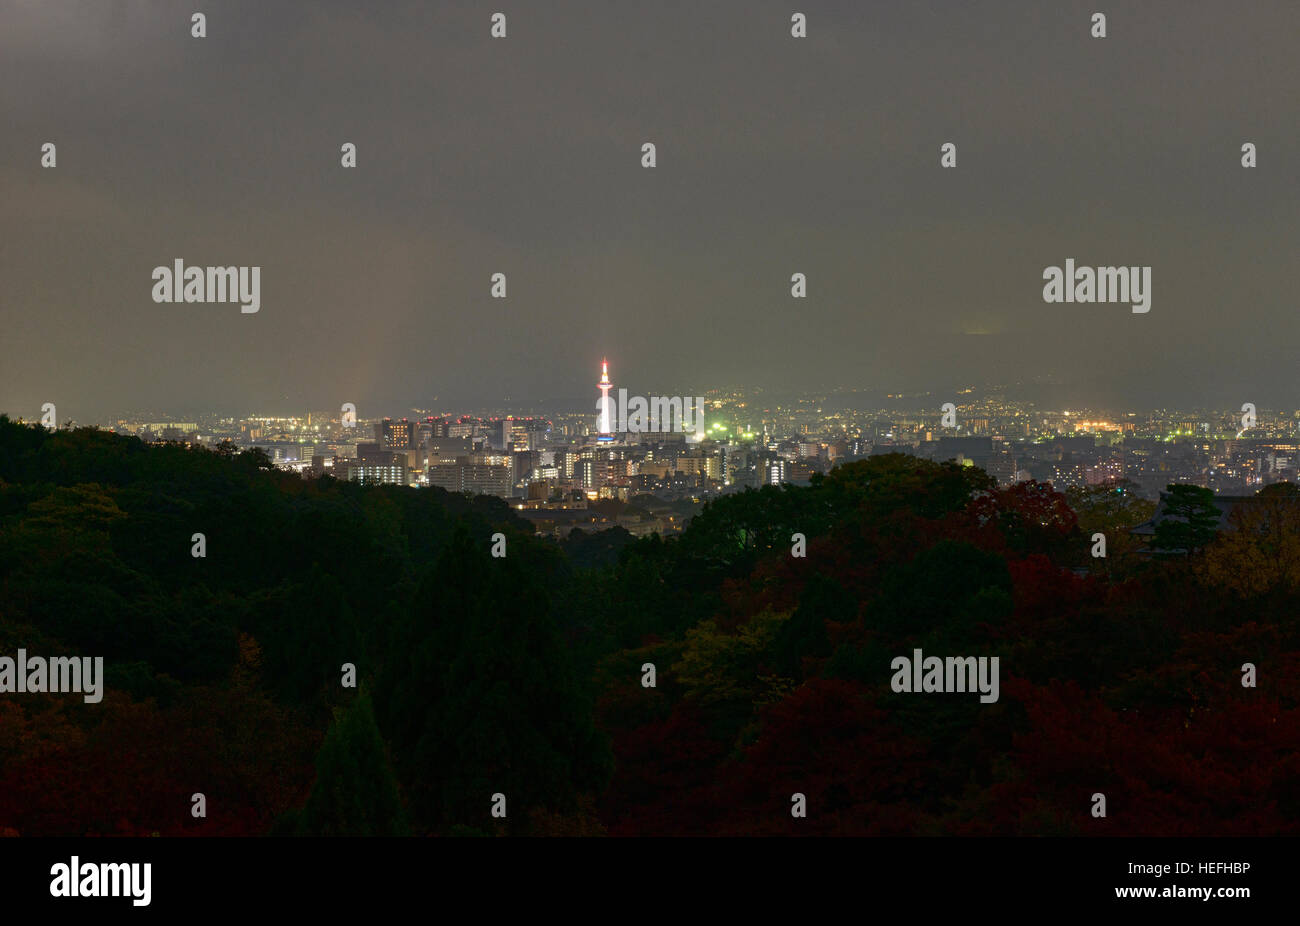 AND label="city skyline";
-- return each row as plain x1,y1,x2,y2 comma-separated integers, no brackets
11,352,1296,508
